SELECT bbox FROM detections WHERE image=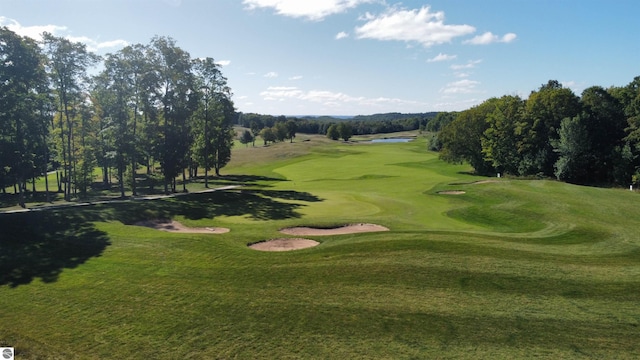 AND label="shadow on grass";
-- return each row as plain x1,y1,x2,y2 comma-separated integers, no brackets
0,186,321,287
0,211,110,288
0,191,64,208
108,188,323,223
